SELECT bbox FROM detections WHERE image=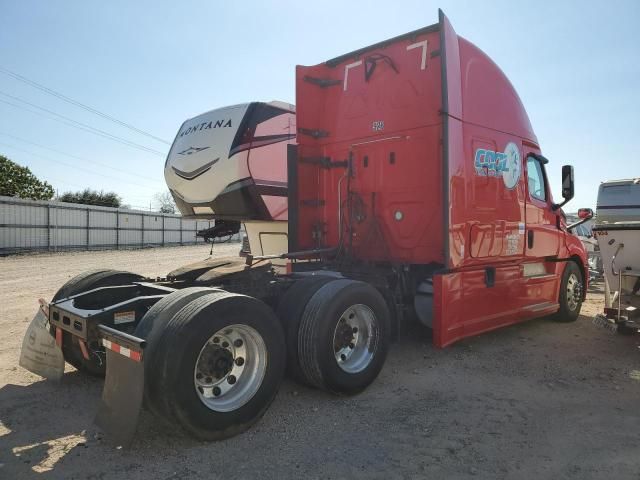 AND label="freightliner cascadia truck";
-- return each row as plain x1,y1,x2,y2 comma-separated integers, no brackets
20,10,591,445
